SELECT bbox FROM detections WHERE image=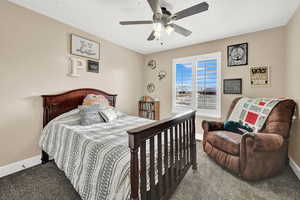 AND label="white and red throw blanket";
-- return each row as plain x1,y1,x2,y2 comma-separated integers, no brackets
228,97,283,132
